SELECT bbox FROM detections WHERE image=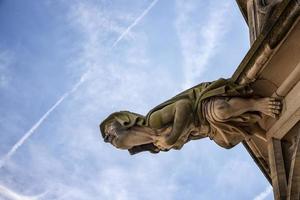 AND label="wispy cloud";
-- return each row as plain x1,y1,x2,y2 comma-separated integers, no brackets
253,186,273,200
0,84,71,169
0,50,13,89
0,184,46,200
112,0,159,48
0,0,159,169
175,1,232,88
0,70,89,169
